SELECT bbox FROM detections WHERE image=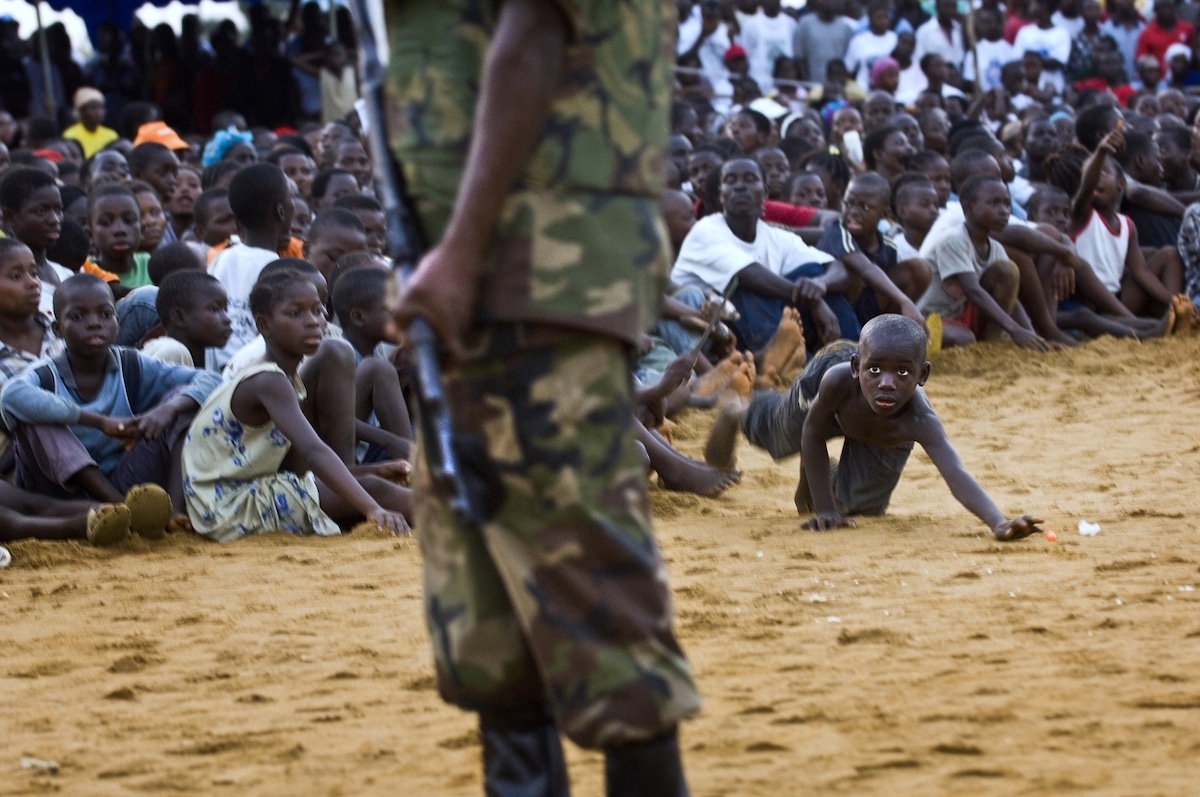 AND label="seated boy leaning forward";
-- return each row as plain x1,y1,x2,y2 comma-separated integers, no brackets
705,314,1043,541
